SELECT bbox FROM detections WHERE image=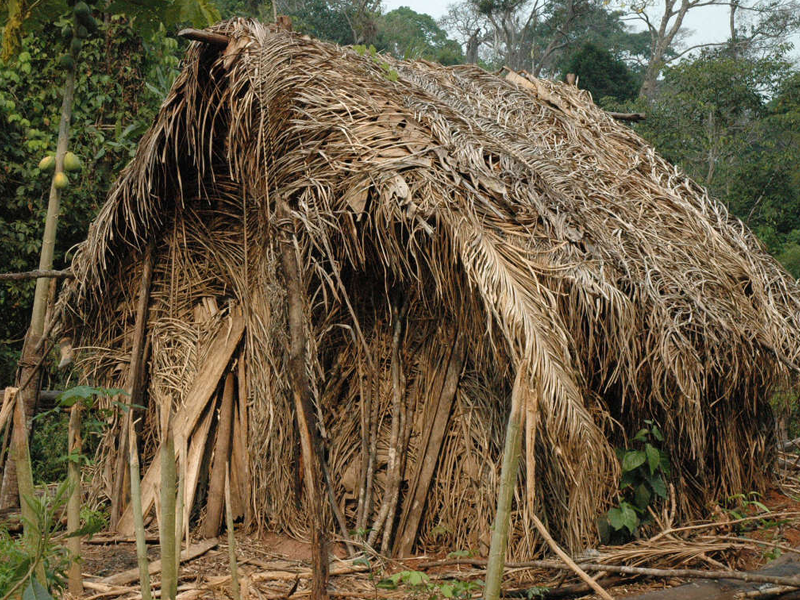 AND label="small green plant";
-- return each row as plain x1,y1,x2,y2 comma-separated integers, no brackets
376,569,481,599
0,482,72,600
353,44,399,82
600,420,670,542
